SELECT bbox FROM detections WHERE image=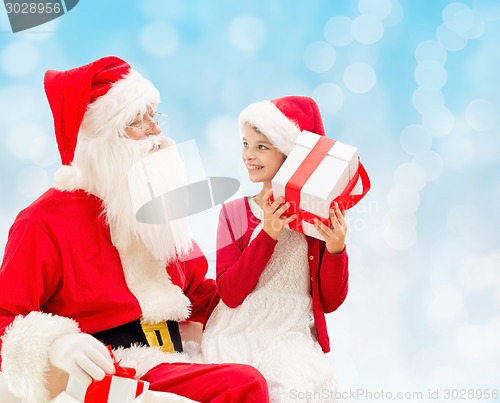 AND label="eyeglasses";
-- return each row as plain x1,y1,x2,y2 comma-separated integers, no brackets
126,112,167,134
